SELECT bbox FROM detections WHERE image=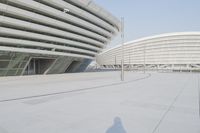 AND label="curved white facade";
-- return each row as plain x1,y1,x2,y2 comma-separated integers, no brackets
97,32,200,71
0,0,120,76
